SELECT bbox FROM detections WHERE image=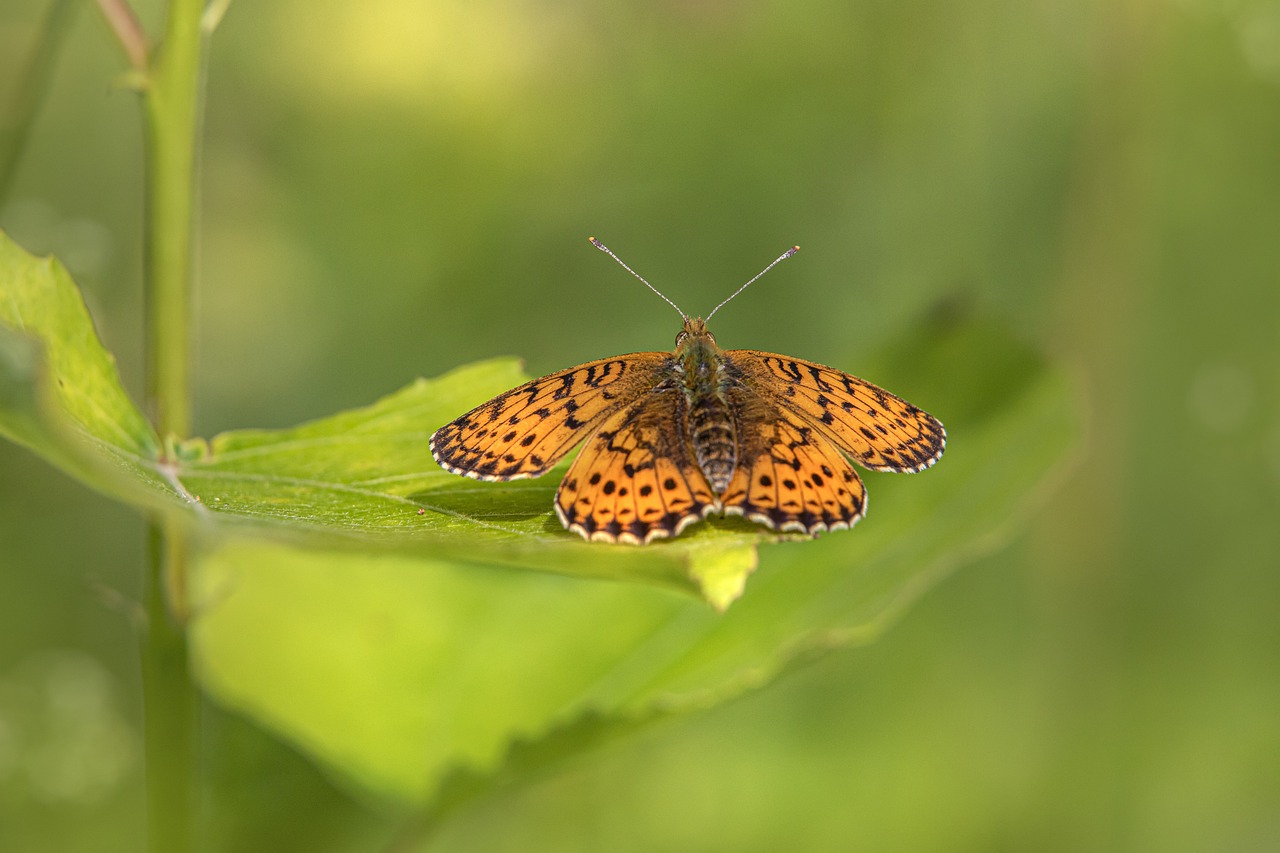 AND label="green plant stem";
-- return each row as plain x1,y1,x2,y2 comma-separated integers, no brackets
145,0,203,442
138,0,207,850
143,525,197,852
